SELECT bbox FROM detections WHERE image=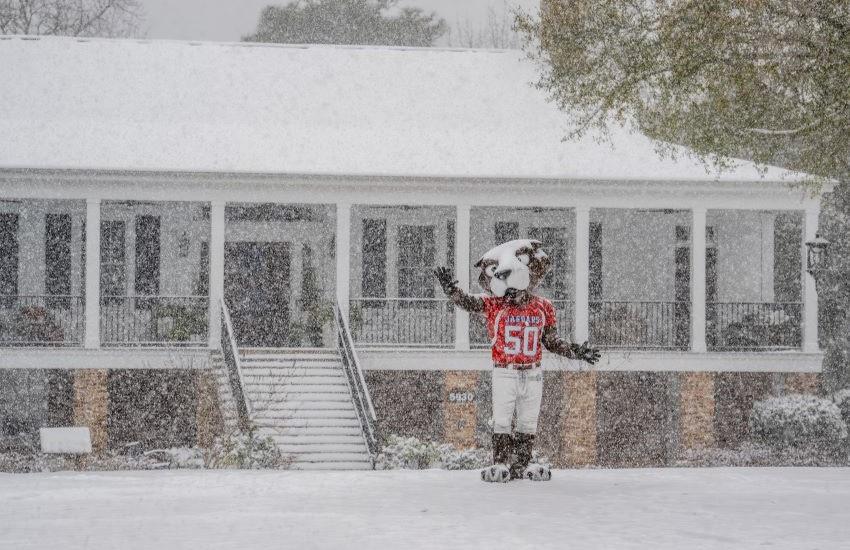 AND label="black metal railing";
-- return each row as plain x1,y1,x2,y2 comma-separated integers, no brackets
221,298,251,431
0,295,84,346
334,302,378,465
589,300,690,350
470,299,574,348
100,295,208,346
349,297,454,347
707,302,802,351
